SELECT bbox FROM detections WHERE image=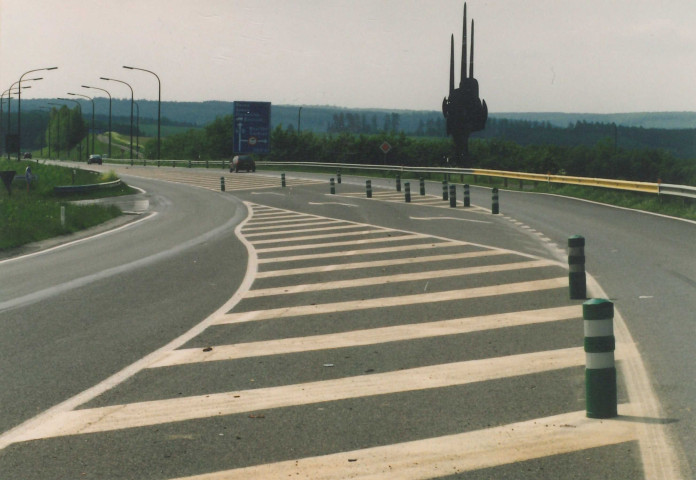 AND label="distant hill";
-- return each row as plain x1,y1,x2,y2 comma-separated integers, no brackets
23,98,696,130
